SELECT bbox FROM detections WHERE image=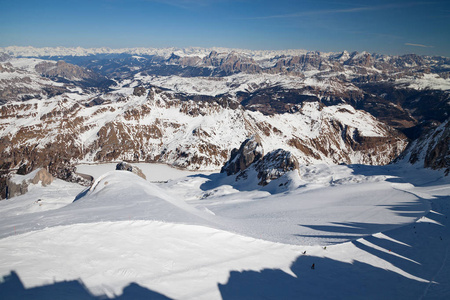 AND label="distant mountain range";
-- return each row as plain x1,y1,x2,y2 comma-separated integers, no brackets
0,46,449,198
